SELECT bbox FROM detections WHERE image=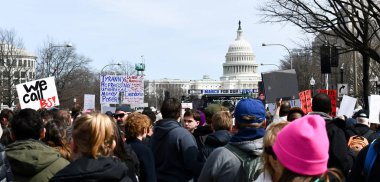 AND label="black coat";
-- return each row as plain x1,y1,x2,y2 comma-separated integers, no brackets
0,144,12,181
50,156,132,182
200,130,231,161
127,139,156,182
345,124,379,143
348,143,380,182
